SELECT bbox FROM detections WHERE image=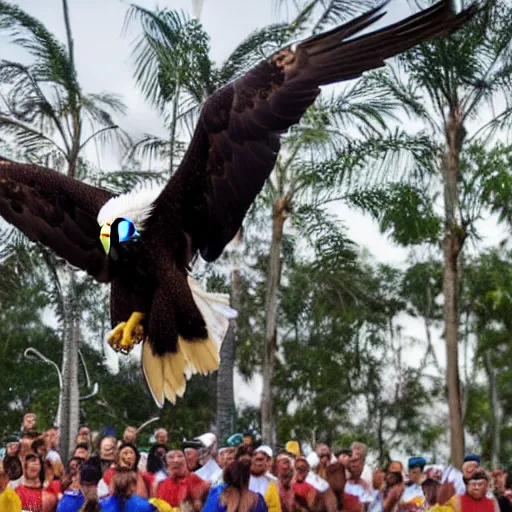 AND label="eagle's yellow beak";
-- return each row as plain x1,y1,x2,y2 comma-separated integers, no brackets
100,223,111,254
